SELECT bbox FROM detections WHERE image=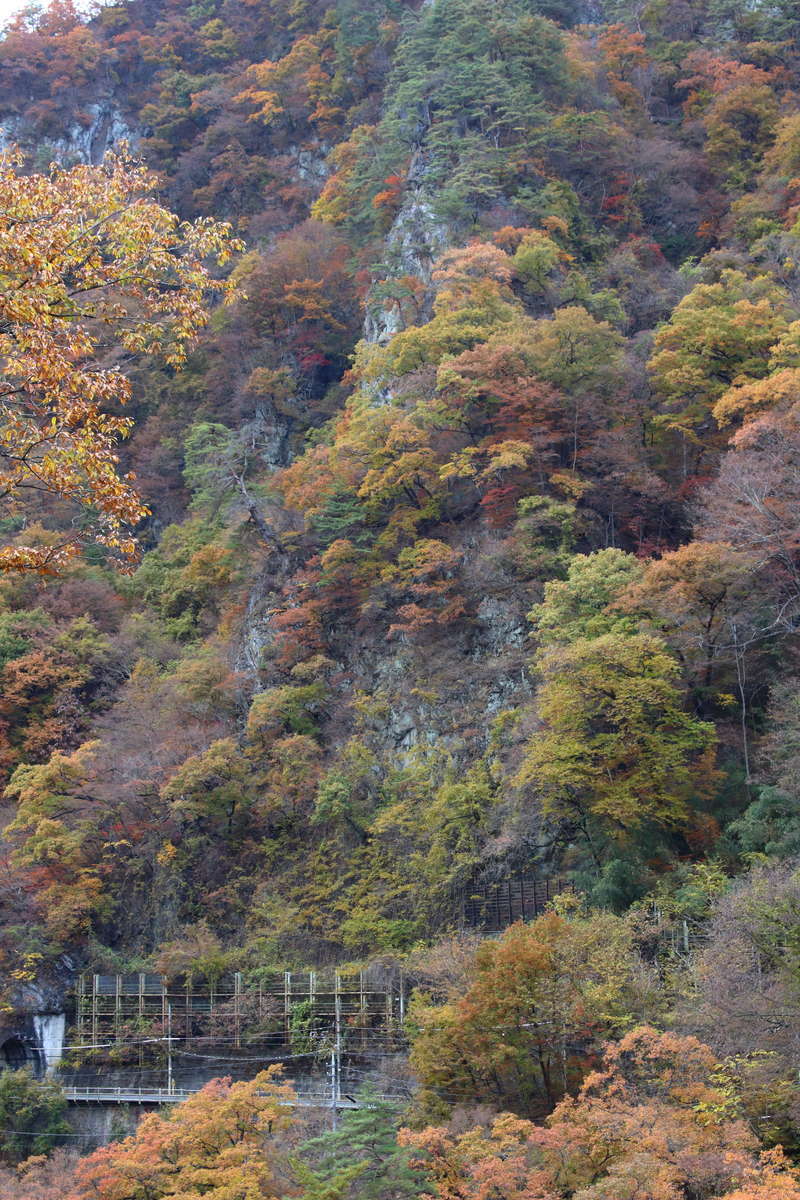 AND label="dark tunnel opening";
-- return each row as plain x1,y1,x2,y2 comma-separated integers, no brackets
1,1036,32,1070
